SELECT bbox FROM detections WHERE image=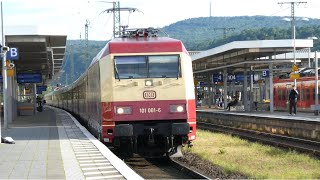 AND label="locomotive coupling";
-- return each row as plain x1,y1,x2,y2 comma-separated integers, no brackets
187,141,193,148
